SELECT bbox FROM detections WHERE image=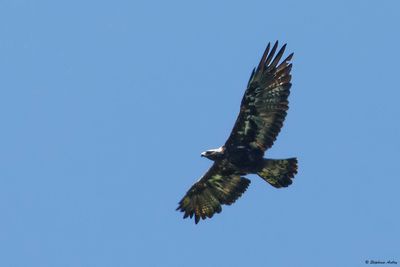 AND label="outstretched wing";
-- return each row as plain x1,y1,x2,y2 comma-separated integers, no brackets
176,162,250,224
225,41,293,153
